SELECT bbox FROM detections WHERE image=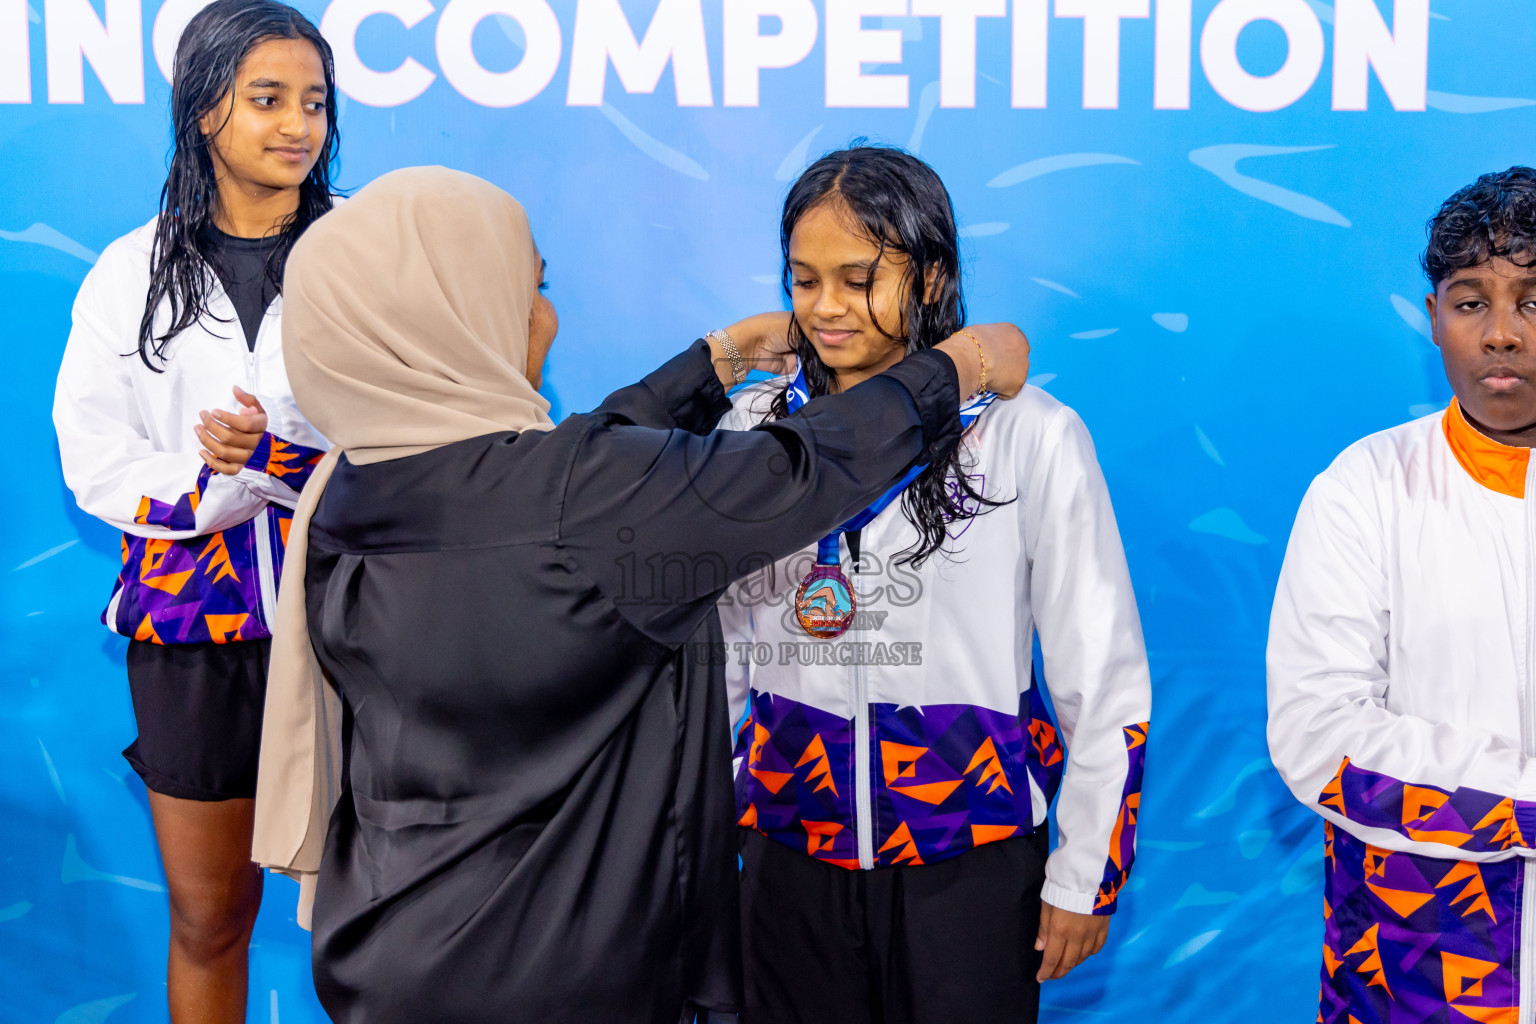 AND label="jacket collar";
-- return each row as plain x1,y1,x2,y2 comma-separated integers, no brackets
1443,398,1530,499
